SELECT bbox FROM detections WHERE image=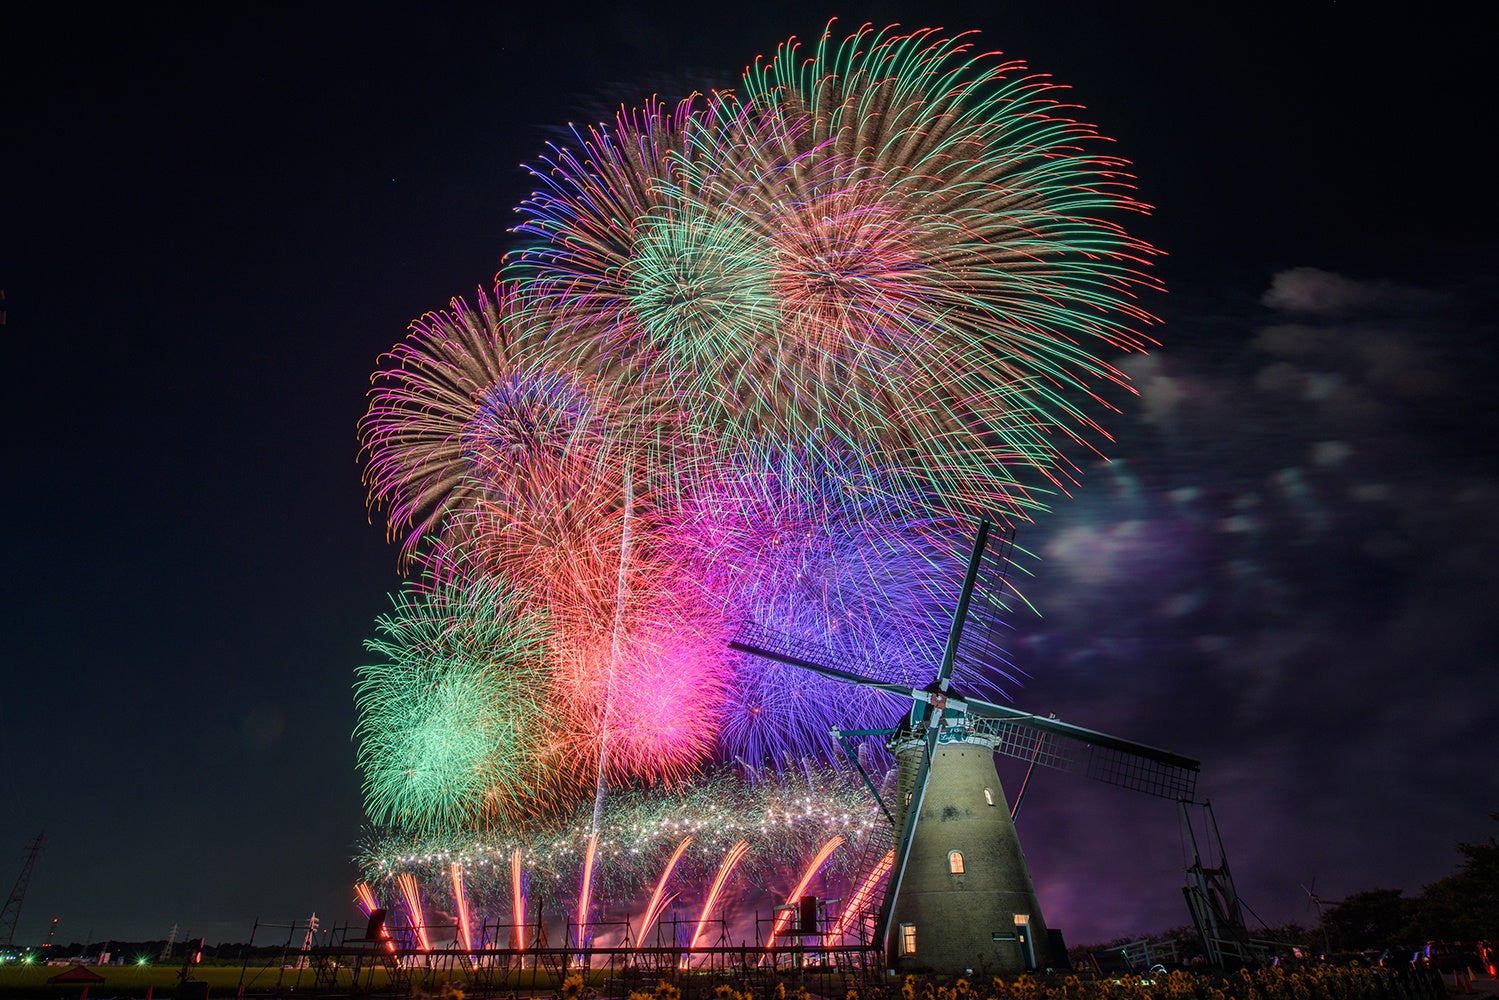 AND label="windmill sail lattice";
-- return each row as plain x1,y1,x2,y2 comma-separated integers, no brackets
730,621,1198,802
730,520,1200,975
947,523,1023,685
